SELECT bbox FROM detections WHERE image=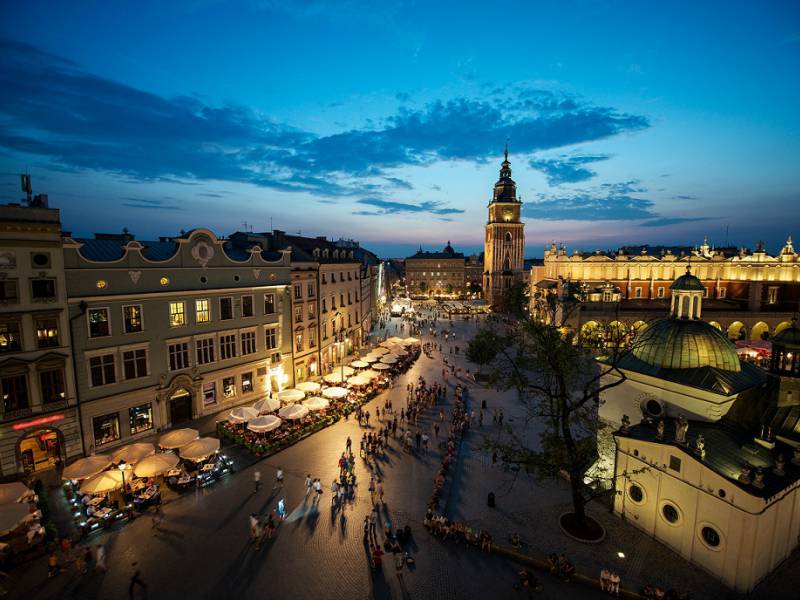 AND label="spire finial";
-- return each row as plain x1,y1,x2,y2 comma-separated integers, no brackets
504,141,508,162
